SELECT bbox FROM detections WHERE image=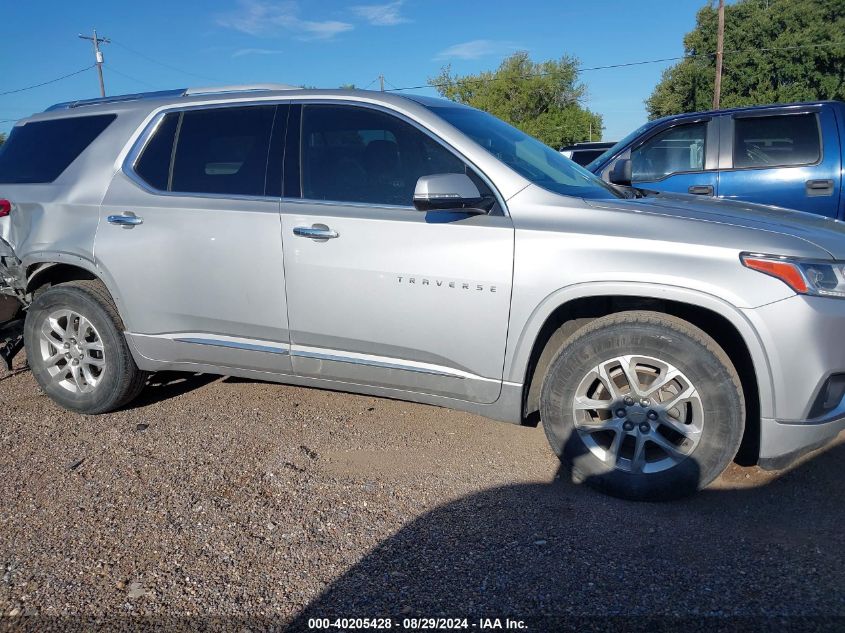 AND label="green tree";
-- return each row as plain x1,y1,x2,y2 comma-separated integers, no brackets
647,0,845,119
430,51,603,148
